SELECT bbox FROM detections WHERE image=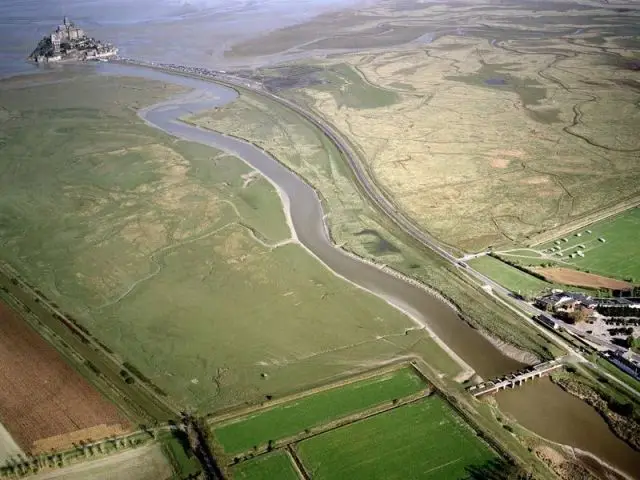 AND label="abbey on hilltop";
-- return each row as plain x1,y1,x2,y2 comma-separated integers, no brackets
29,17,118,63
